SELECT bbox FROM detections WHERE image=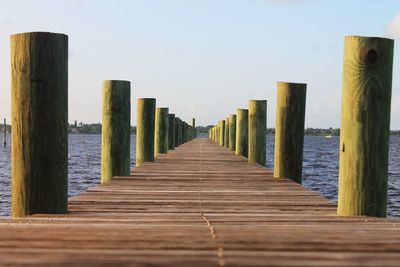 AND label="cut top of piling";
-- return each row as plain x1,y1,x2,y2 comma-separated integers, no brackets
11,31,68,38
